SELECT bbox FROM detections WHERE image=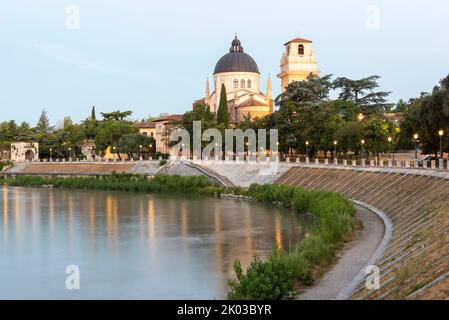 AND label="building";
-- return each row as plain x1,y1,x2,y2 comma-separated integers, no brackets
135,120,156,138
10,142,39,162
194,36,273,123
152,114,183,154
278,37,320,92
